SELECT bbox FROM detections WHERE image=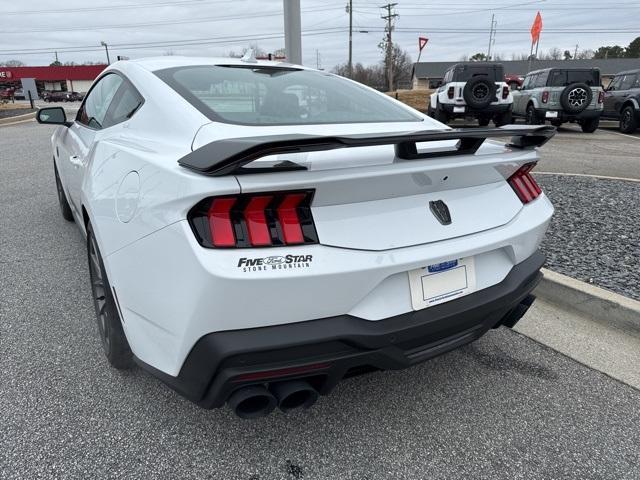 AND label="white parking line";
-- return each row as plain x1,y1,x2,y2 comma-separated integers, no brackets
601,129,640,141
